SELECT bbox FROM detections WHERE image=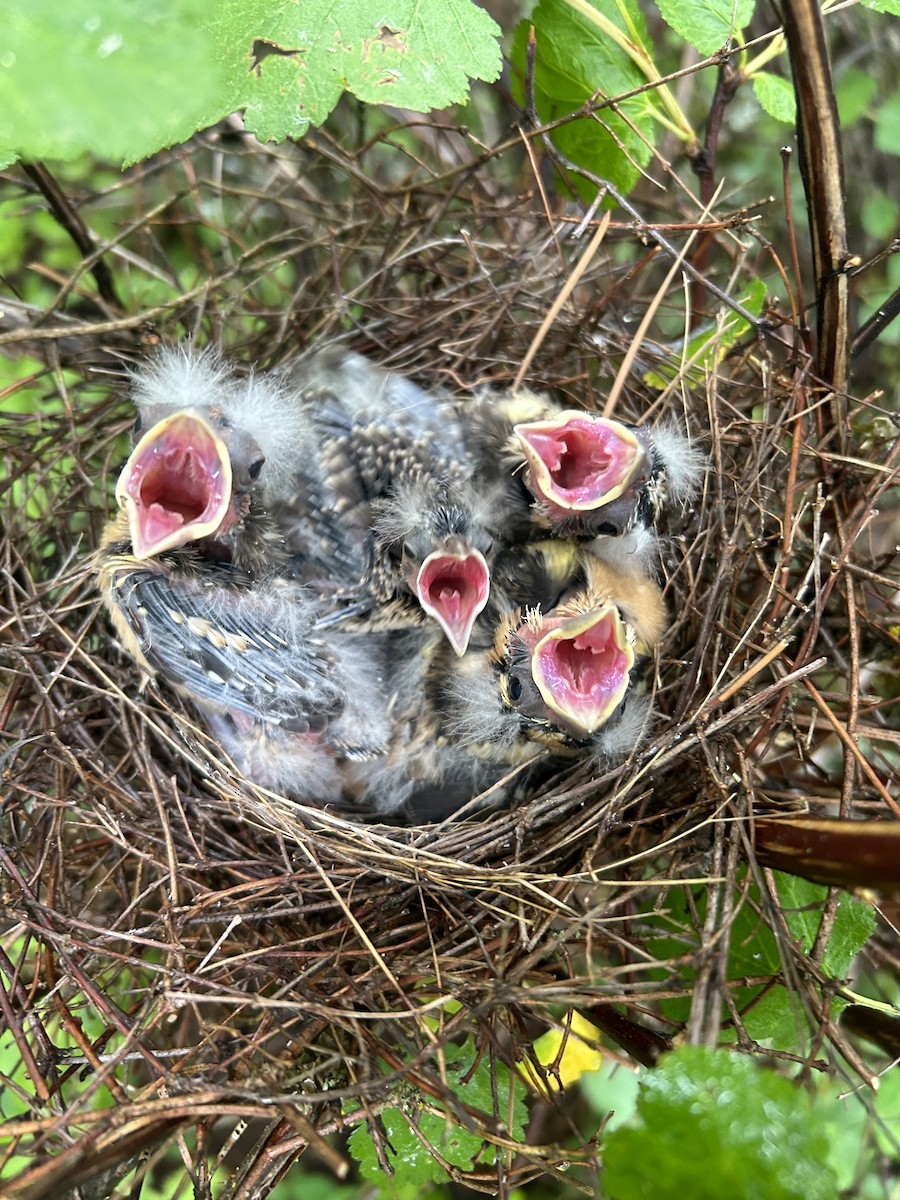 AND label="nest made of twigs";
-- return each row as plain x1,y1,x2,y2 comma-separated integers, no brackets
1,99,897,1199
